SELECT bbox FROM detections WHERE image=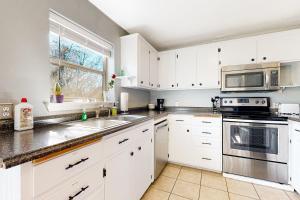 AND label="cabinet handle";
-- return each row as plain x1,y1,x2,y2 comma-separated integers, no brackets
65,157,89,170
192,83,195,86
171,84,174,87
119,138,129,144
295,129,300,133
202,131,212,135
202,158,212,161
69,185,89,200
151,83,154,86
202,121,212,124
263,57,267,60
140,81,144,84
251,58,255,62
177,83,179,87
138,146,142,151
142,129,149,133
175,120,184,122
130,152,134,156
186,129,190,132
202,142,212,145
199,83,202,86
